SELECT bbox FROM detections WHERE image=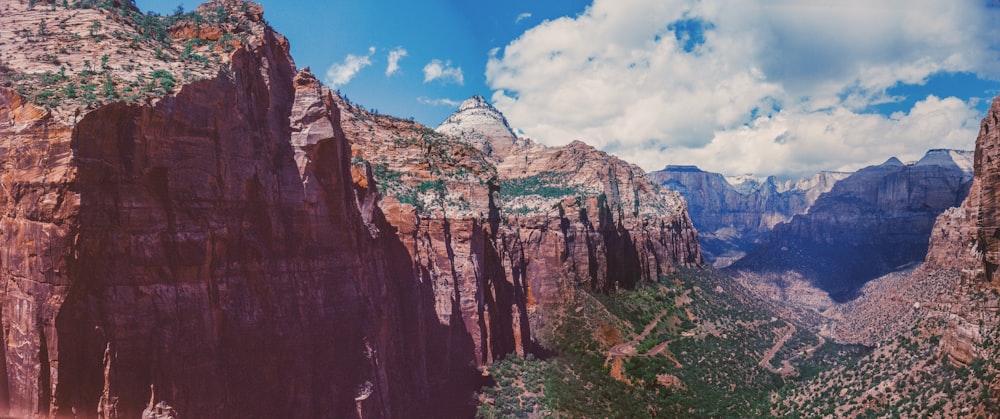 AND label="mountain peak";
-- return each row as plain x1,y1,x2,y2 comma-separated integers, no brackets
437,95,518,159
458,95,491,111
661,165,704,173
882,157,905,167
915,149,974,180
